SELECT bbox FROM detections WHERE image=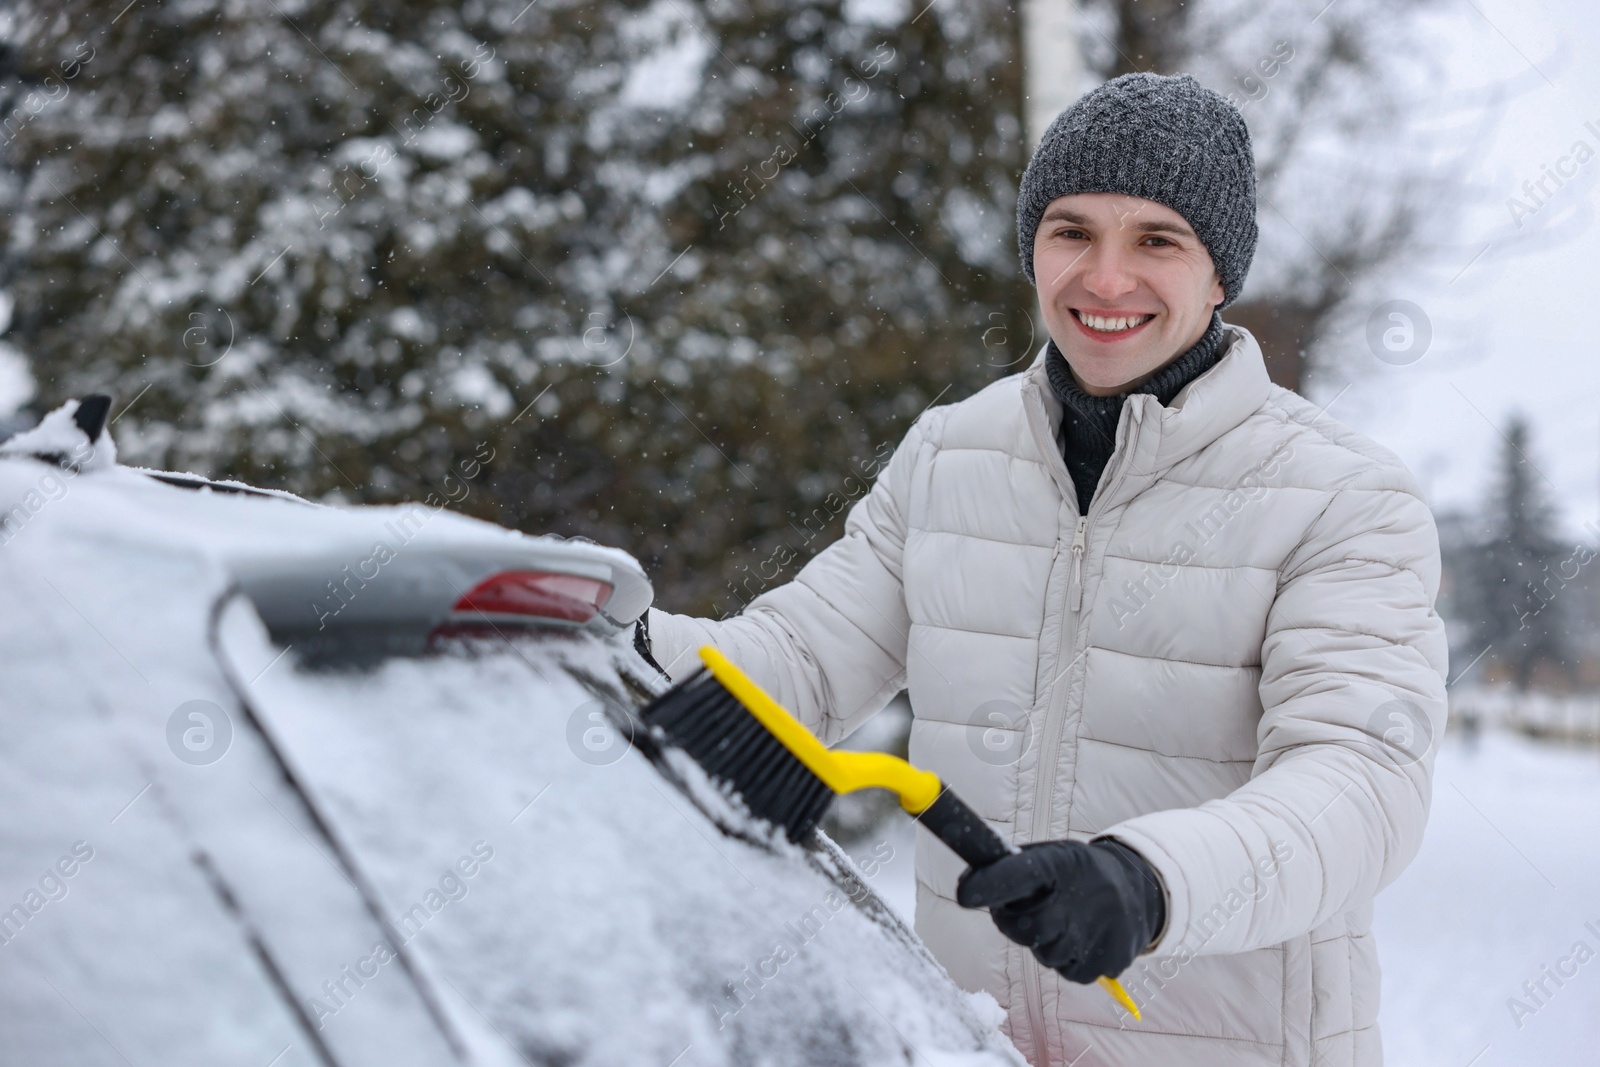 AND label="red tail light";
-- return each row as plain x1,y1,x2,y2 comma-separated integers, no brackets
451,570,614,624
